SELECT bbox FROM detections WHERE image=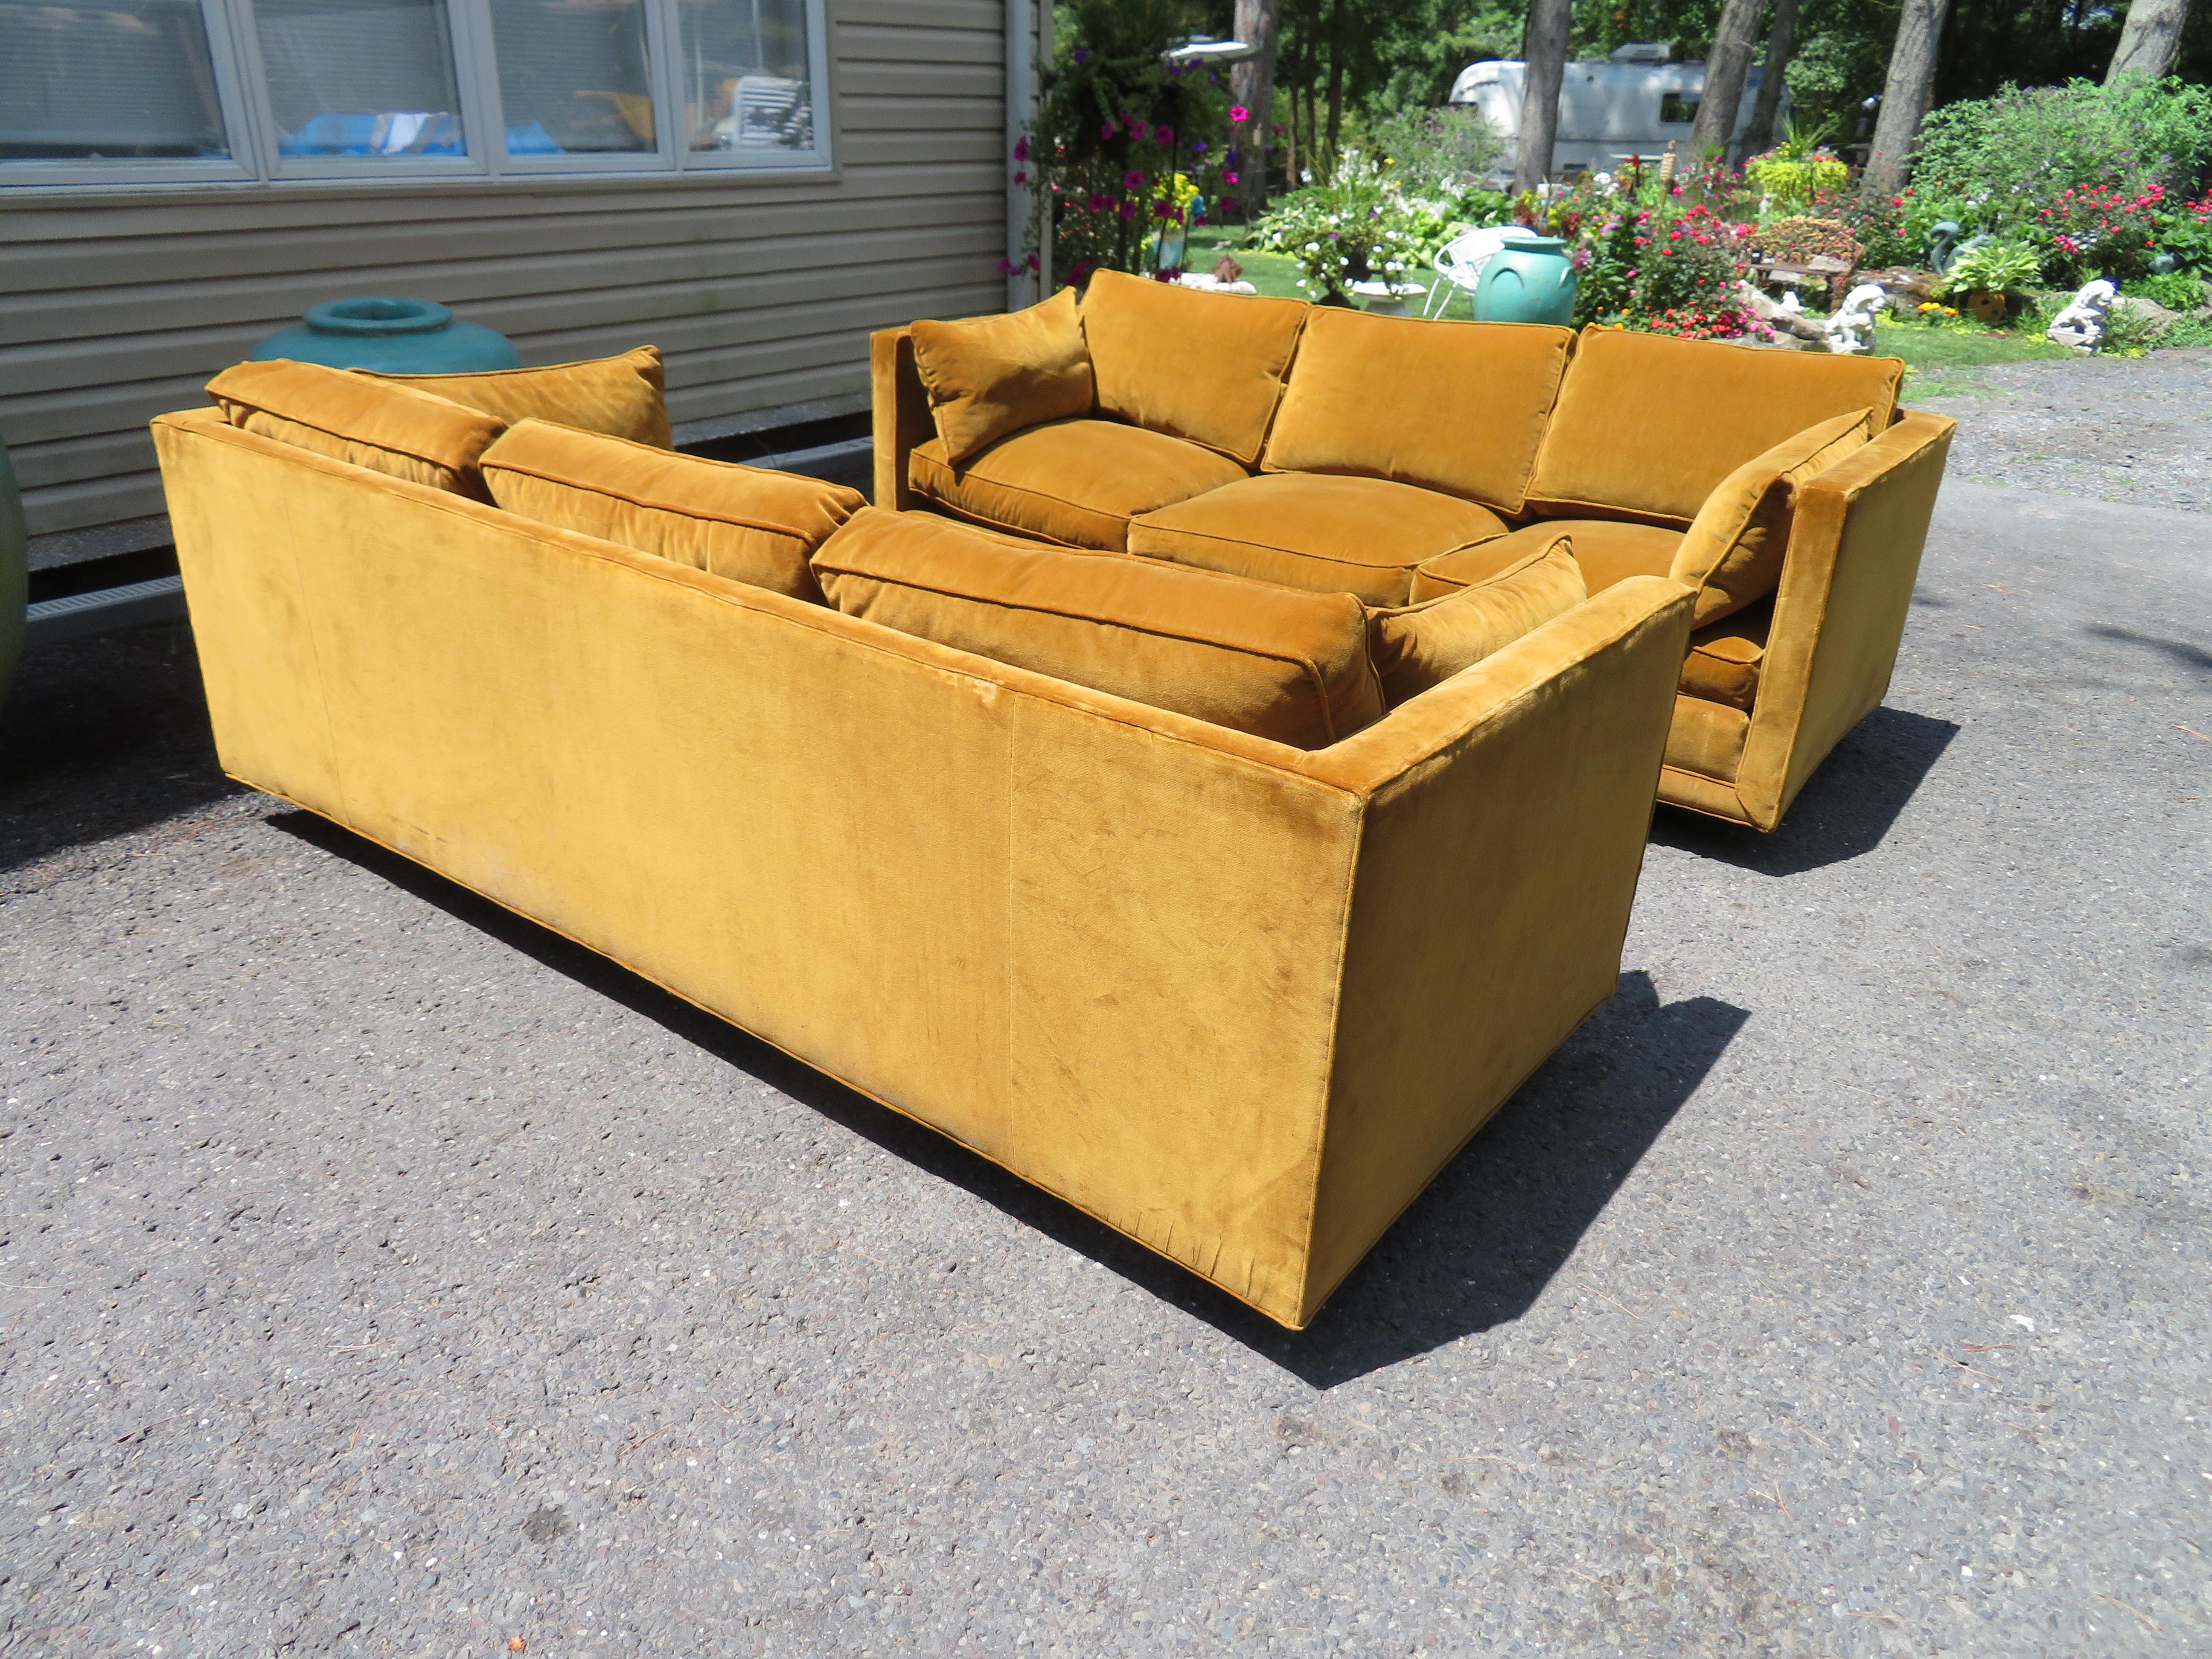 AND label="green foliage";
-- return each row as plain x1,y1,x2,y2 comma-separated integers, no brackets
1368,105,1505,194
1805,187,1915,267
1251,153,1427,300
2126,270,2211,311
1936,240,2043,296
1783,26,1890,138
1746,145,1850,217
